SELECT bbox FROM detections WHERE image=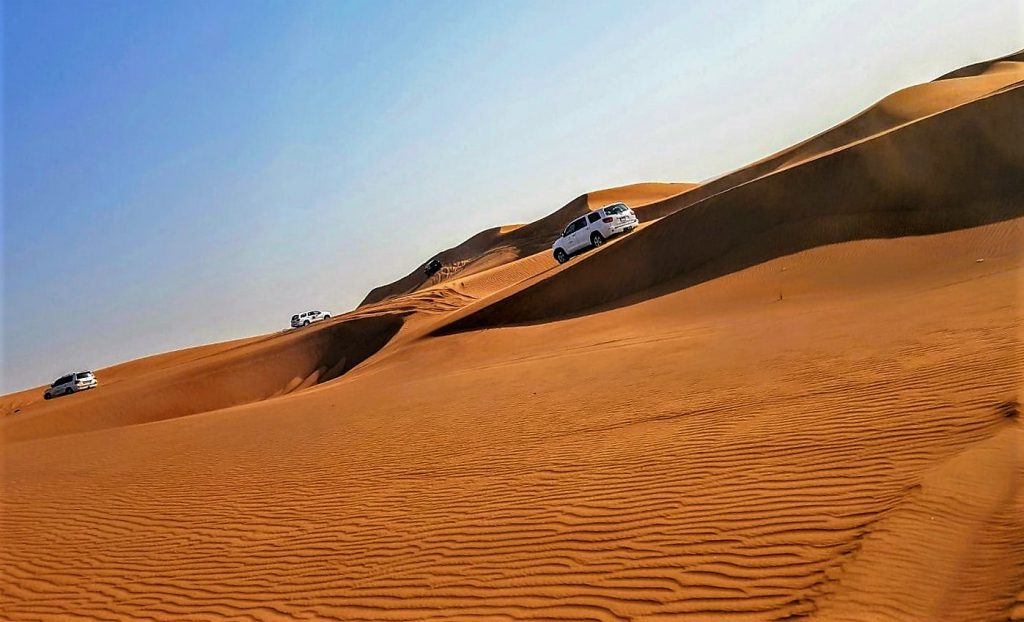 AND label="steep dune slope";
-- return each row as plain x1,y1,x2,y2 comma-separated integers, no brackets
441,83,1024,331
587,182,697,214
0,335,264,417
360,183,692,307
635,51,1024,218
361,53,1020,311
2,219,1019,621
2,314,403,443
